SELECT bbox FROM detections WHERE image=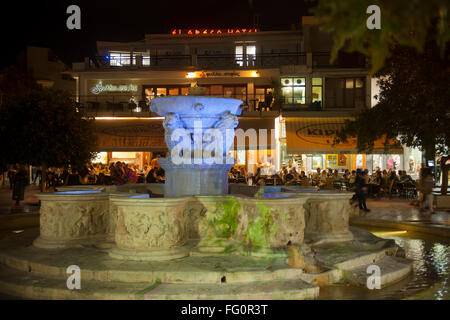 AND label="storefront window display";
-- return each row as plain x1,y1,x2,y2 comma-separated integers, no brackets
93,152,108,164
386,155,401,170
355,154,365,169
326,154,338,168
312,154,323,169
